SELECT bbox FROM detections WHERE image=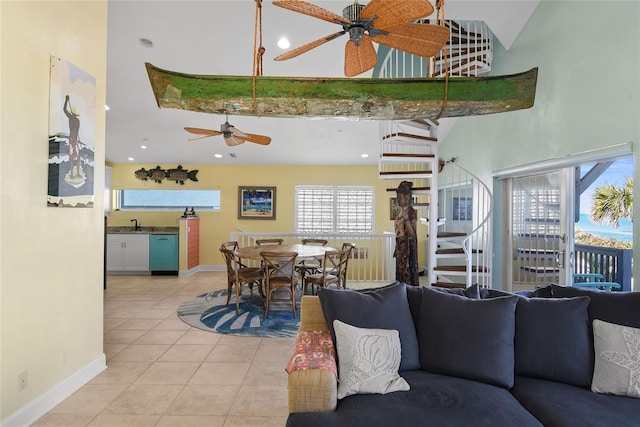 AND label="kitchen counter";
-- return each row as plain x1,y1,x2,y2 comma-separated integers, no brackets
106,226,179,235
